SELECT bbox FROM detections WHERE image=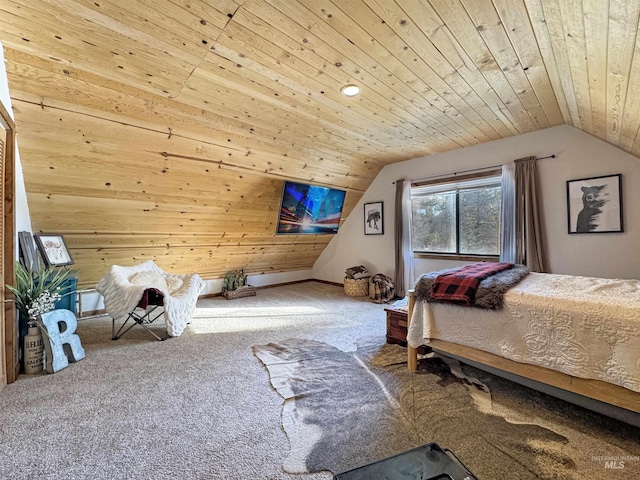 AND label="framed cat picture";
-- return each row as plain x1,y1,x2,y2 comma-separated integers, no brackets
566,174,623,234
